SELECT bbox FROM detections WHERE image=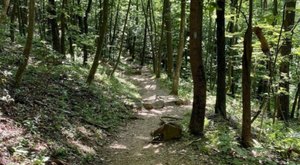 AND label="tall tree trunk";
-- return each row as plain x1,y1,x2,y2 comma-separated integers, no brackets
147,0,156,73
171,0,186,95
277,0,296,121
226,0,238,96
17,0,26,36
10,0,17,42
86,0,109,84
241,0,253,148
140,0,149,67
156,1,166,78
108,0,120,59
14,0,35,86
60,0,67,57
150,0,157,73
291,82,300,118
48,0,61,53
164,0,173,79
110,0,132,77
215,0,226,118
189,0,206,136
82,0,93,65
272,0,278,25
